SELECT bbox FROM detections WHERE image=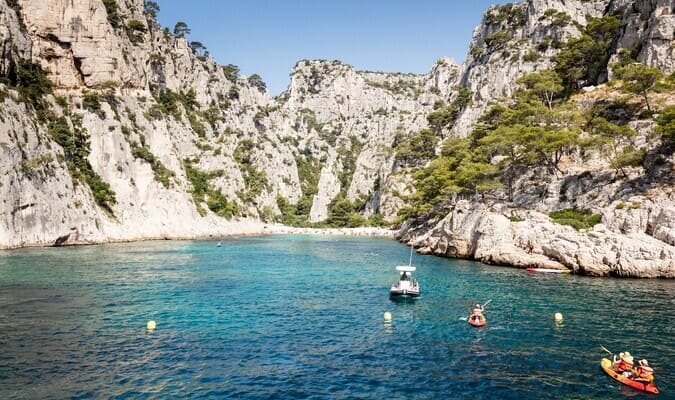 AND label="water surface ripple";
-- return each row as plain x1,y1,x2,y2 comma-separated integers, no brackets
0,236,673,399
